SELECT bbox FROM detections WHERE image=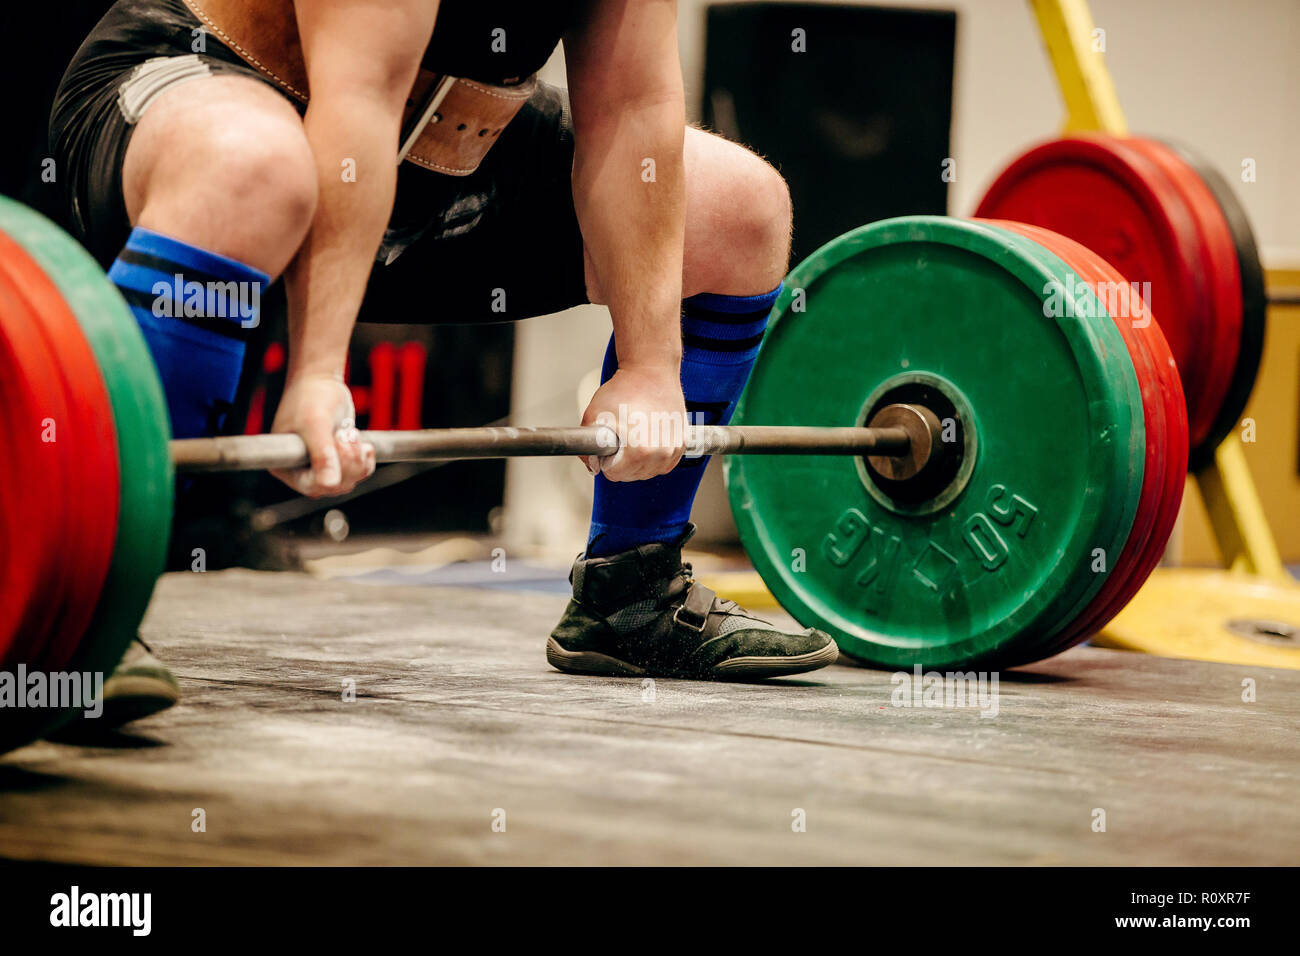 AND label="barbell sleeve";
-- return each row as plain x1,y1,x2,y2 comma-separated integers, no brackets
169,423,915,473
